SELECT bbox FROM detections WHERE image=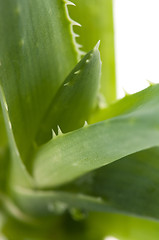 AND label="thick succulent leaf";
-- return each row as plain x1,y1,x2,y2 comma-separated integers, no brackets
36,44,101,144
89,147,159,220
33,84,159,188
13,186,109,218
90,82,155,123
12,147,159,221
0,0,78,164
70,0,116,104
0,87,34,188
66,147,159,220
